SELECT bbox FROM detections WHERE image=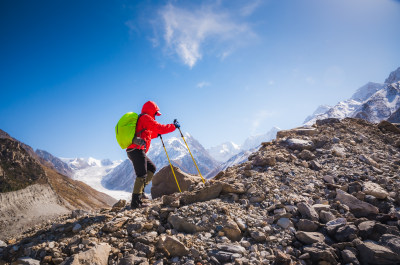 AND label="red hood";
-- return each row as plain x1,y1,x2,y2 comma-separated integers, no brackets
141,101,160,118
